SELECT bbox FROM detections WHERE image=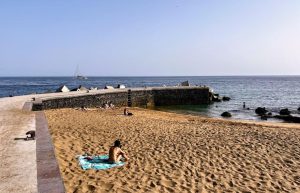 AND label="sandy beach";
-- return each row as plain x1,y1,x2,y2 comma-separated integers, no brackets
45,107,300,193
